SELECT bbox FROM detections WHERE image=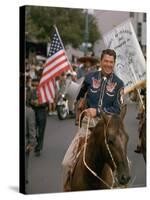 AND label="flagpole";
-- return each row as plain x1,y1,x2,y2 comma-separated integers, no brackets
53,25,73,71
